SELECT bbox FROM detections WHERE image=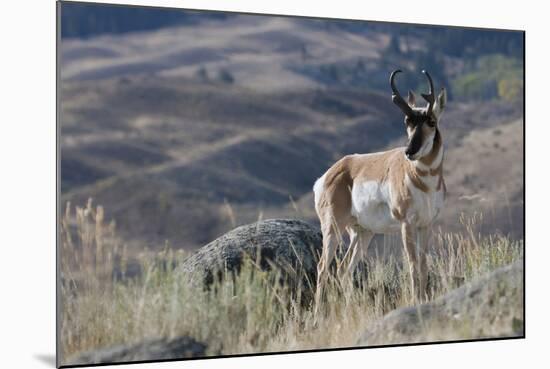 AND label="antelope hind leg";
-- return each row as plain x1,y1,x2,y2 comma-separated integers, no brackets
337,227,359,282
314,221,338,315
342,229,374,282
